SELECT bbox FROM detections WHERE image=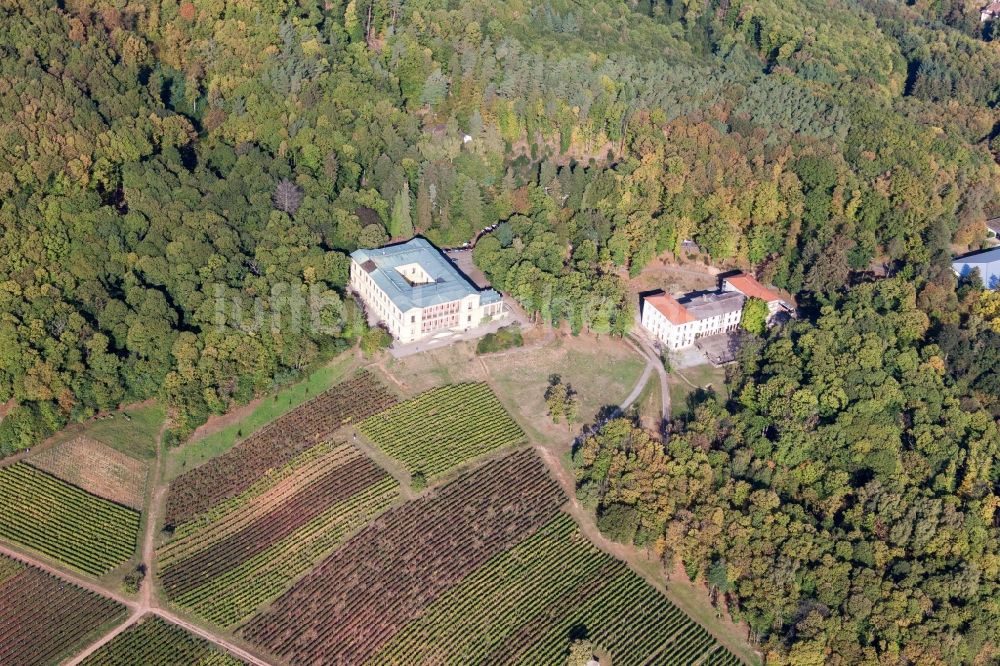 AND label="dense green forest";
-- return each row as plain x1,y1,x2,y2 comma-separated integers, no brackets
4,0,1000,661
1,0,999,454
576,279,1000,663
